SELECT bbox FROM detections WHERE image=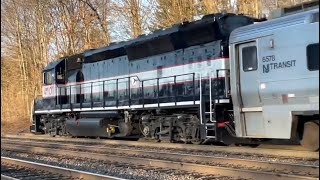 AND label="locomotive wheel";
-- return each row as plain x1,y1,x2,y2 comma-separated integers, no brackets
191,139,204,145
300,121,319,151
190,127,203,145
